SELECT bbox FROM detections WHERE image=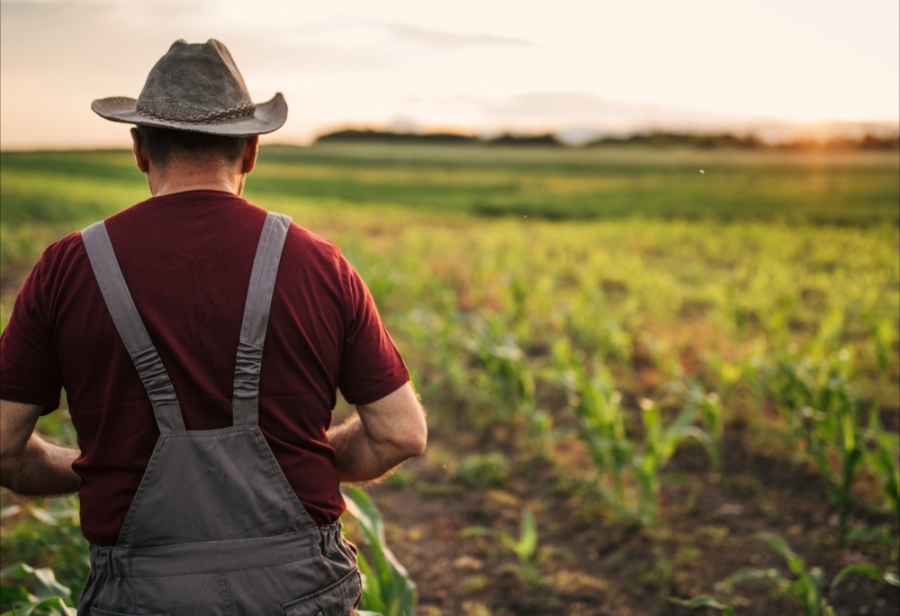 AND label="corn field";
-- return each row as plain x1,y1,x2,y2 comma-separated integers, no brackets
1,145,898,615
